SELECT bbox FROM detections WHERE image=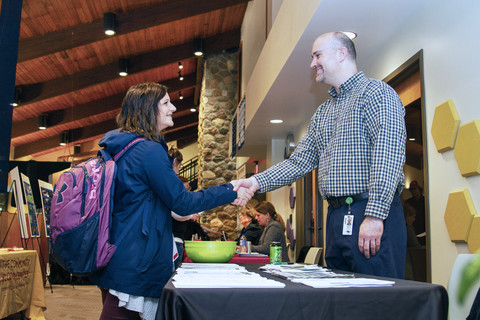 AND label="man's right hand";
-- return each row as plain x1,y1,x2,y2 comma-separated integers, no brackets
233,176,260,194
